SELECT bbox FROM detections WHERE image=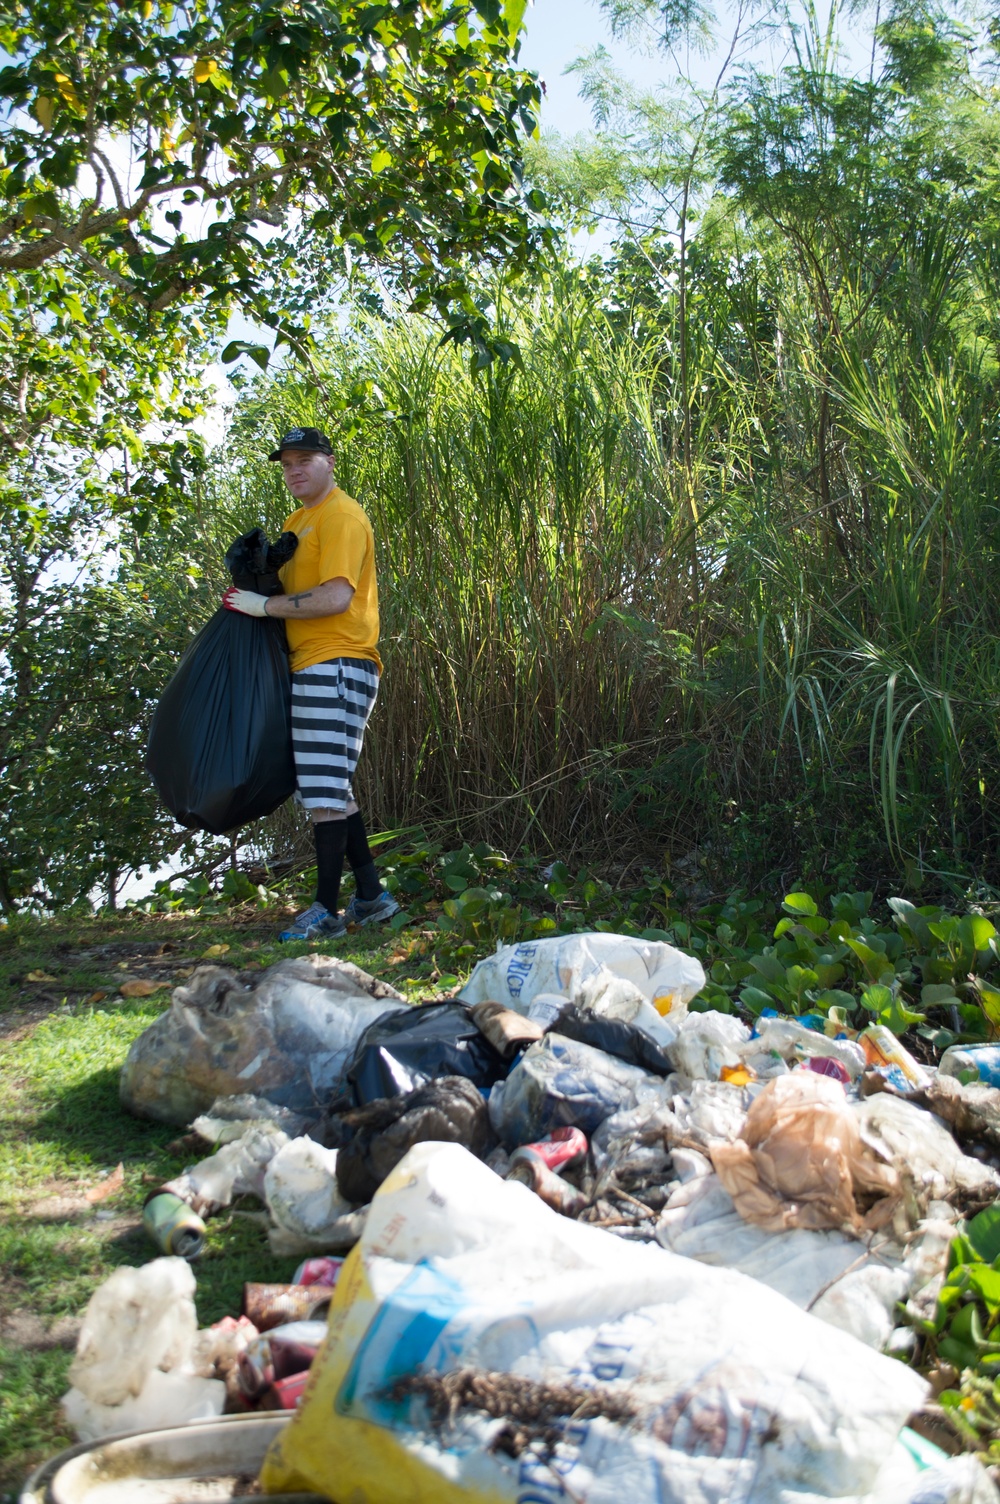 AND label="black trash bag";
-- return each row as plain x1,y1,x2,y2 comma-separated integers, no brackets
345,1001,508,1106
334,1076,495,1204
146,529,299,835
549,1002,674,1077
